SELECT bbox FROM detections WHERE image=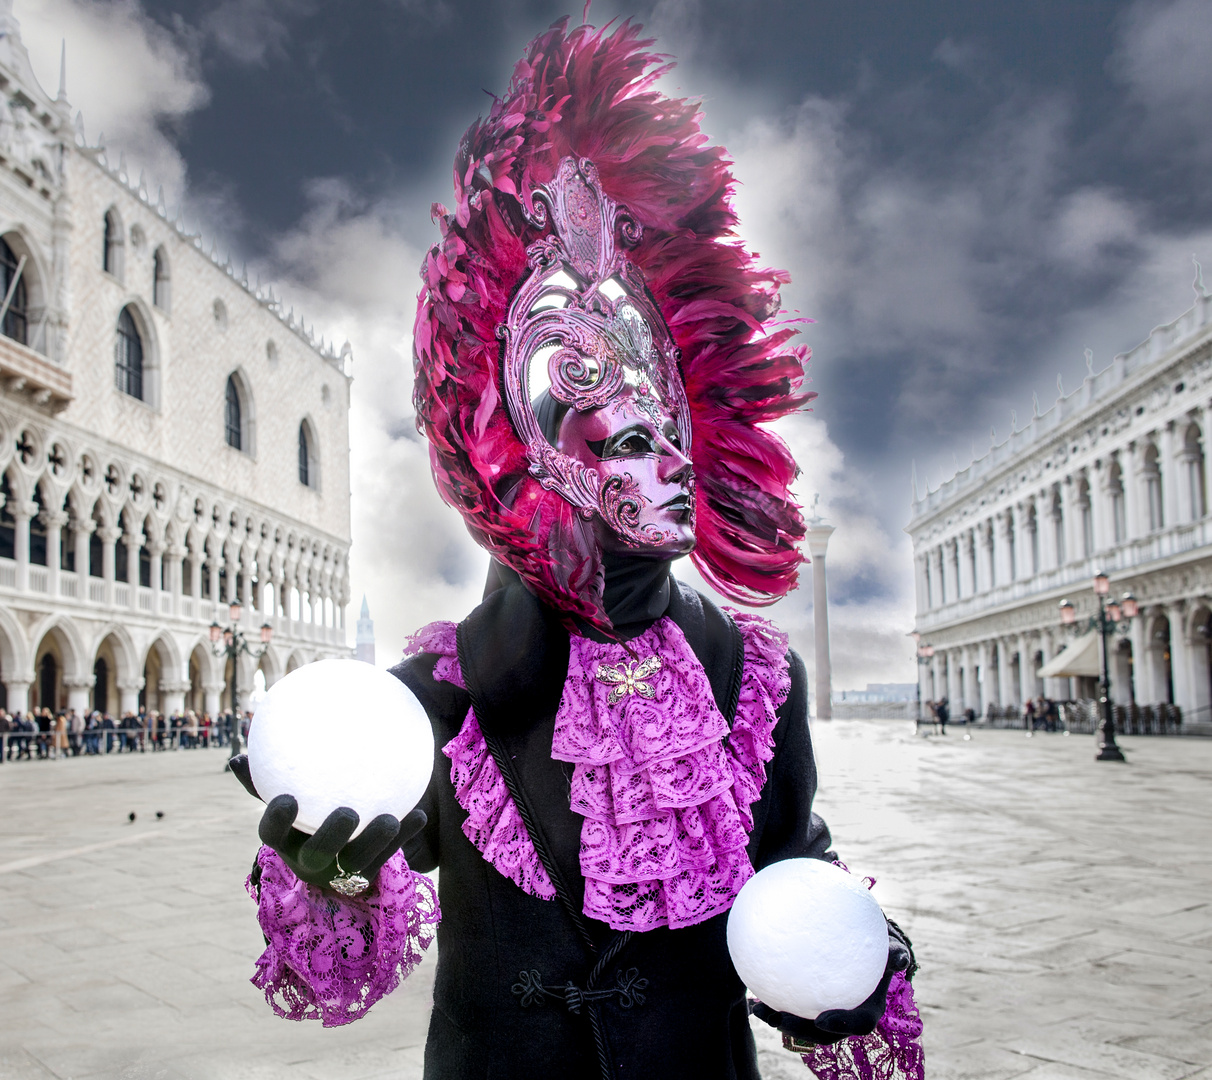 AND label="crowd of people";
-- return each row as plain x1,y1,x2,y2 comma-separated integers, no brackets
0,706,252,760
